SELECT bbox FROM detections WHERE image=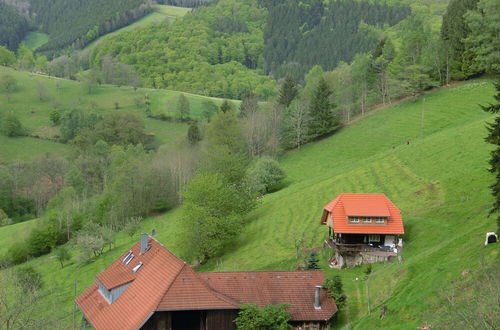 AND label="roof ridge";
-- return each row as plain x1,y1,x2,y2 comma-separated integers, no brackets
193,269,241,308
154,262,188,311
